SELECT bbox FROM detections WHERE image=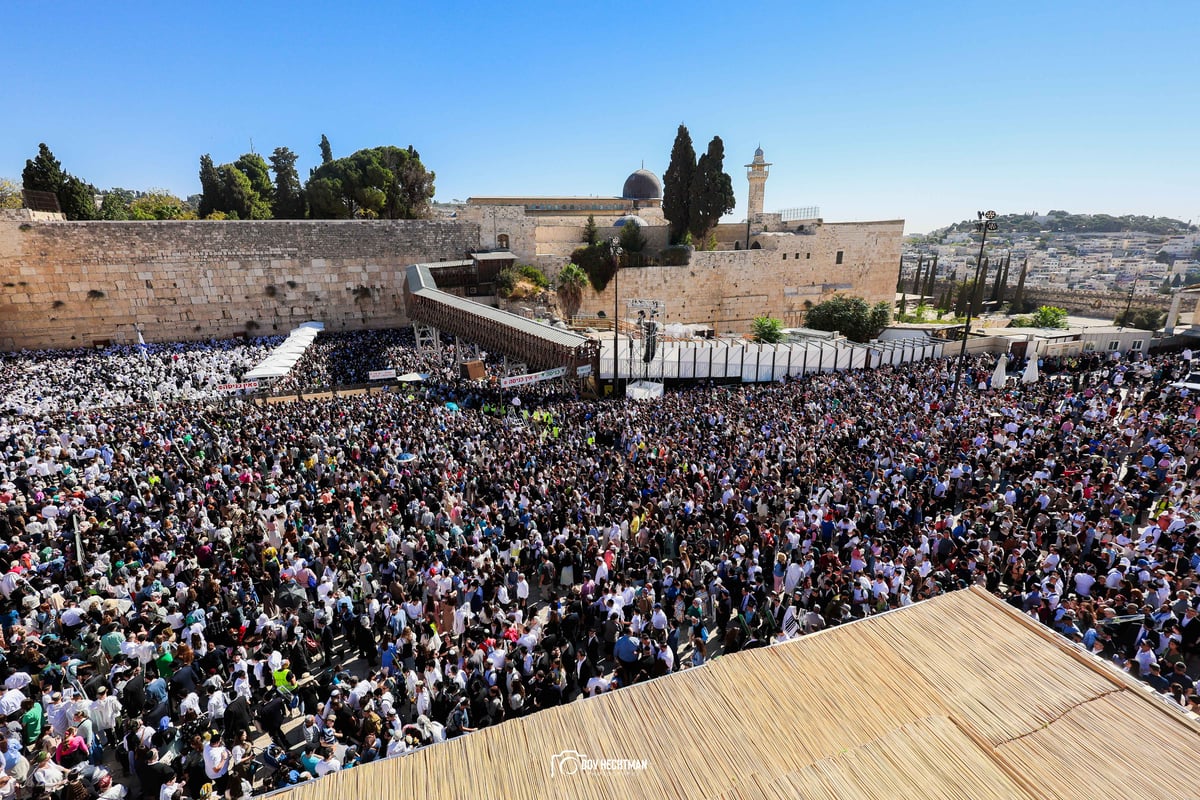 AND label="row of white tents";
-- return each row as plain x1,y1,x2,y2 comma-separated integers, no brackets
243,321,324,381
